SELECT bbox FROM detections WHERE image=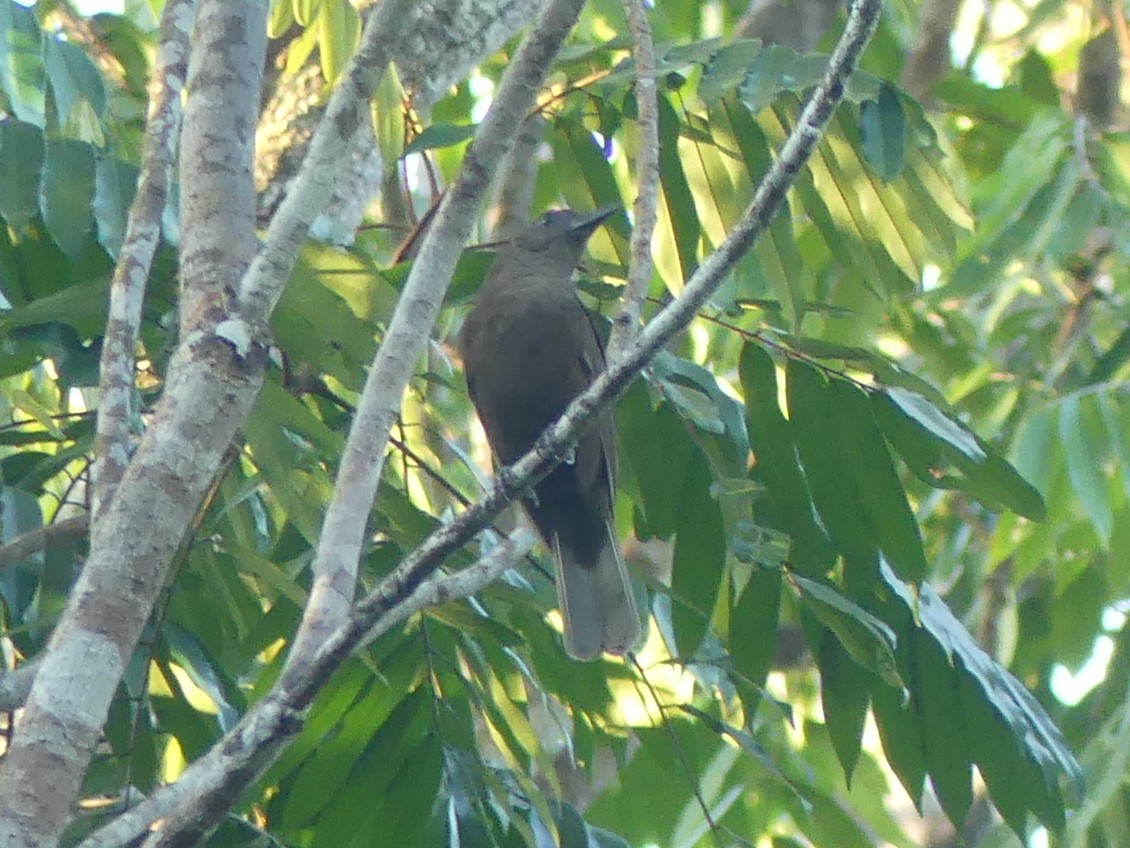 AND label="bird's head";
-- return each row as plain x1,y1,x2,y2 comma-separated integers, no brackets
513,206,617,258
